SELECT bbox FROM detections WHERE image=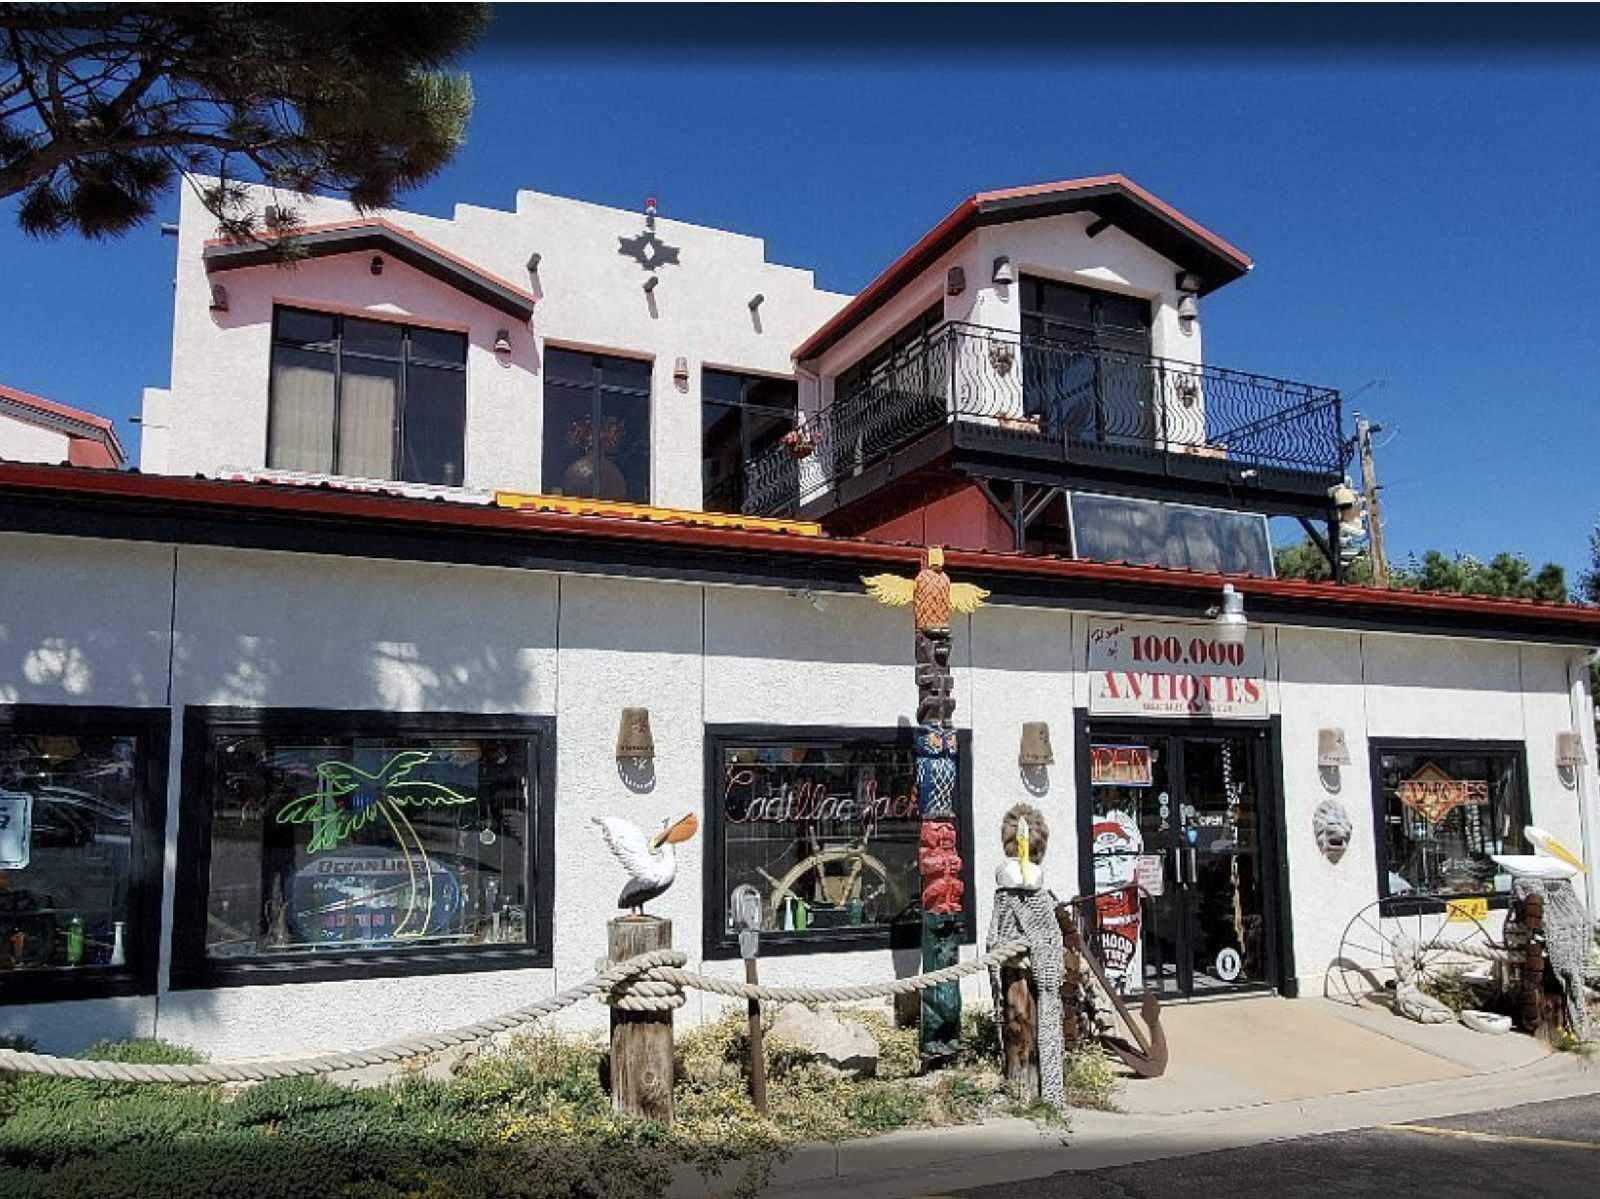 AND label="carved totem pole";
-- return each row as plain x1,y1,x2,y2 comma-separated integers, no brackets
864,546,989,1061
